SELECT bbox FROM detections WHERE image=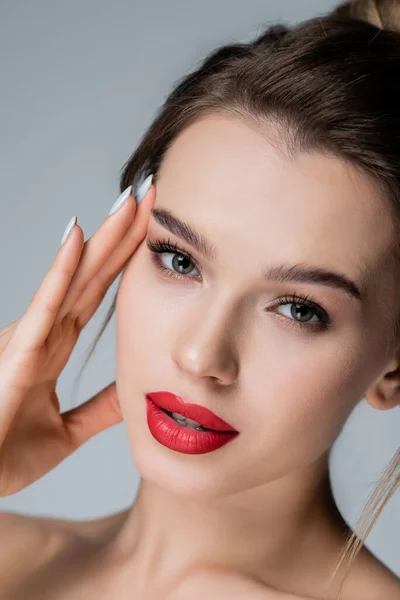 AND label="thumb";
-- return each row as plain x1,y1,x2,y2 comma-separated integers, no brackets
62,381,123,451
